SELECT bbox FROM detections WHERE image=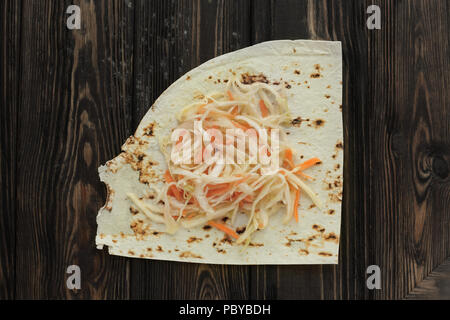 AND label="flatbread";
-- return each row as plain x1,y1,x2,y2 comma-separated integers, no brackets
96,40,343,264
